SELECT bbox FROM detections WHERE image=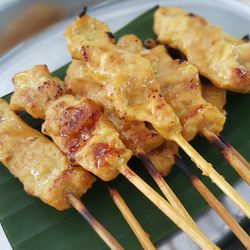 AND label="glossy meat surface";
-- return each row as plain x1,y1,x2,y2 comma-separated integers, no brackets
0,99,95,210
202,84,226,112
142,45,226,140
10,65,132,181
65,15,182,142
10,65,65,119
147,141,178,177
43,95,132,181
154,7,250,93
65,60,164,154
